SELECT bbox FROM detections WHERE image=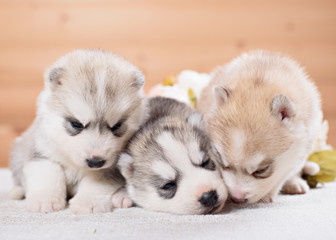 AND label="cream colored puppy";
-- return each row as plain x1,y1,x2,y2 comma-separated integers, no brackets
198,50,322,204
10,49,146,213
